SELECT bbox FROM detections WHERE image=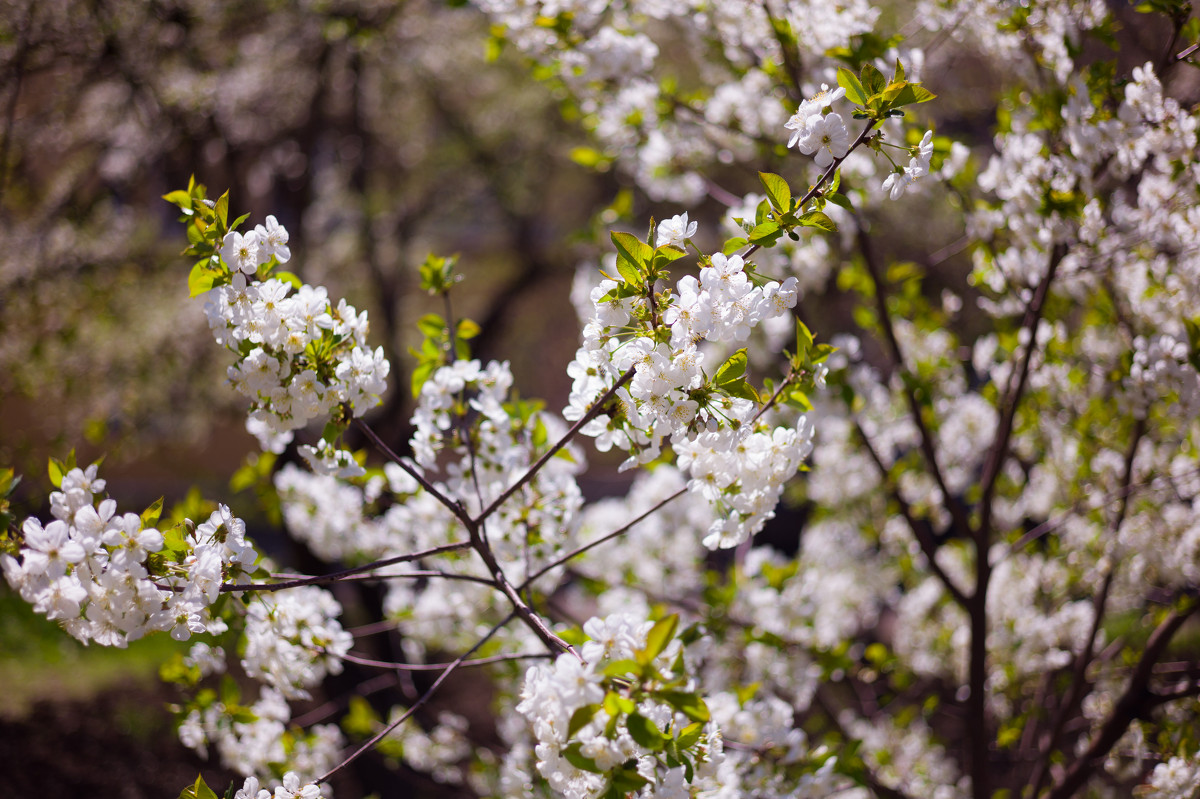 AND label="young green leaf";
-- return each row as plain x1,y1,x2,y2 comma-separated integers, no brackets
714,349,749,386
48,457,65,489
722,237,749,255
748,221,782,246
758,172,792,213
563,743,605,774
568,704,602,737
626,712,668,751
188,262,220,298
659,690,711,723
639,614,679,665
141,497,164,528
859,62,886,96
178,775,219,799
799,210,838,233
837,67,869,106
611,231,654,273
